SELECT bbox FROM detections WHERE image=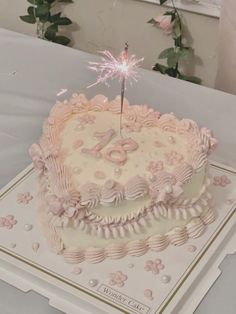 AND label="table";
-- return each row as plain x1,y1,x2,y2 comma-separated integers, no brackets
0,28,235,314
